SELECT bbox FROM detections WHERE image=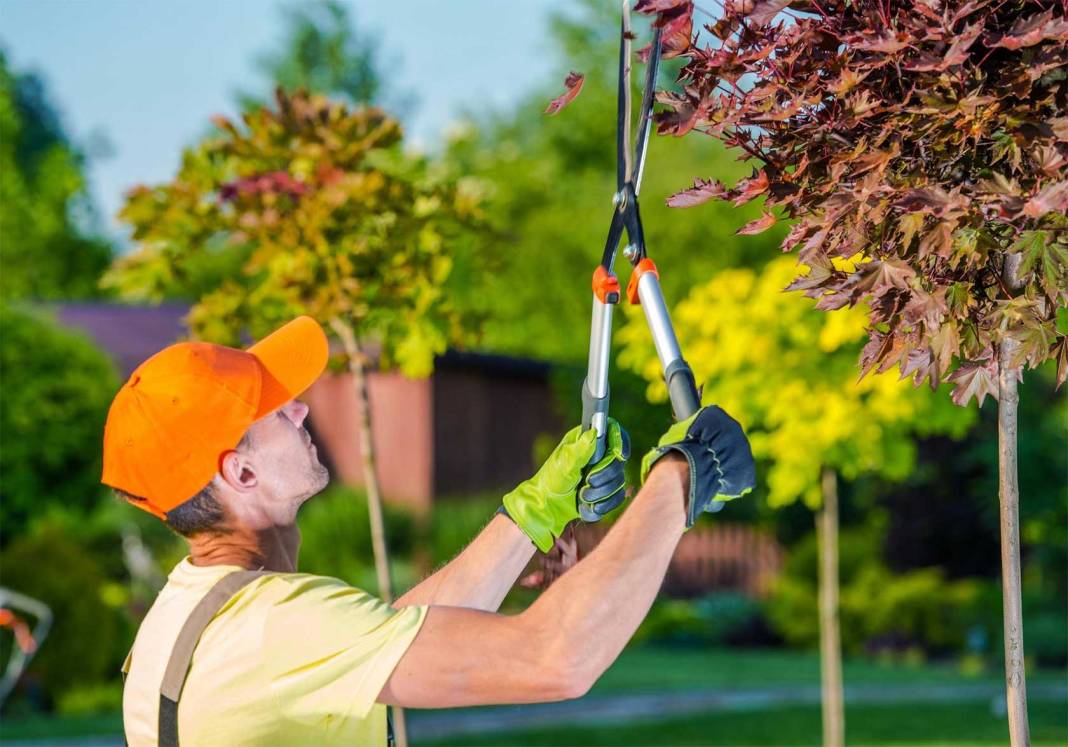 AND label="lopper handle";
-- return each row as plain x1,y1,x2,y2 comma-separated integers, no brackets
579,288,616,521
633,262,724,513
